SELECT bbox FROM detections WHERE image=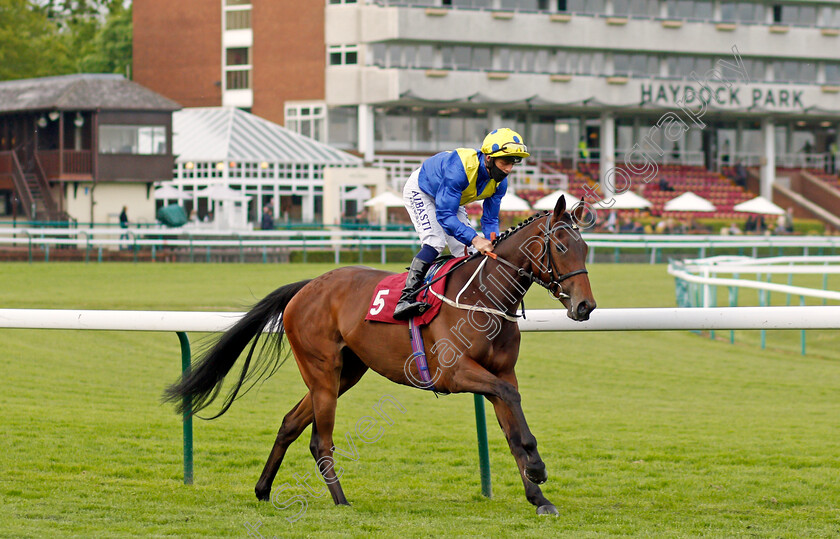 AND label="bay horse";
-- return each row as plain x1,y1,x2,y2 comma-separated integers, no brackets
164,195,596,515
